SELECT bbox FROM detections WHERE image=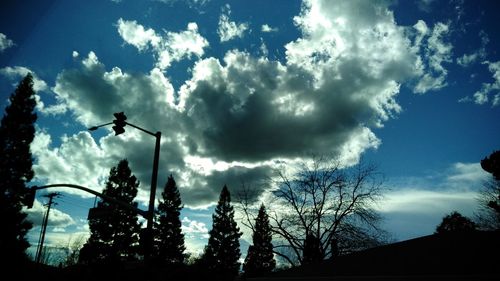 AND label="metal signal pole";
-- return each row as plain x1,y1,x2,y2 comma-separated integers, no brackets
35,192,60,264
89,112,161,261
